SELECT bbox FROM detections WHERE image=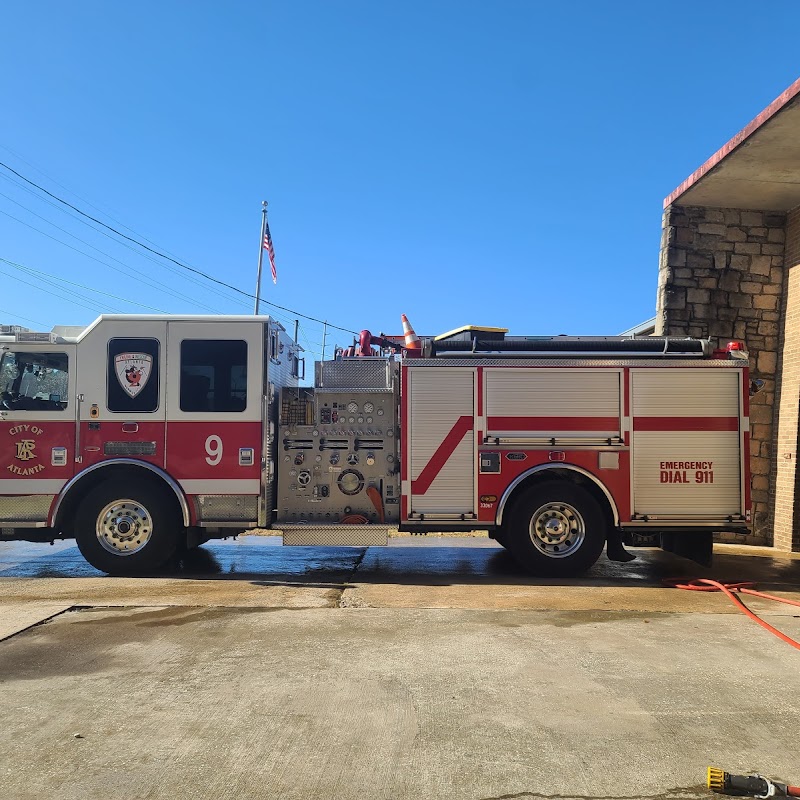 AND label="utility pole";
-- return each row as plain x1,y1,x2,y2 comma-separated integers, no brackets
321,322,328,360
